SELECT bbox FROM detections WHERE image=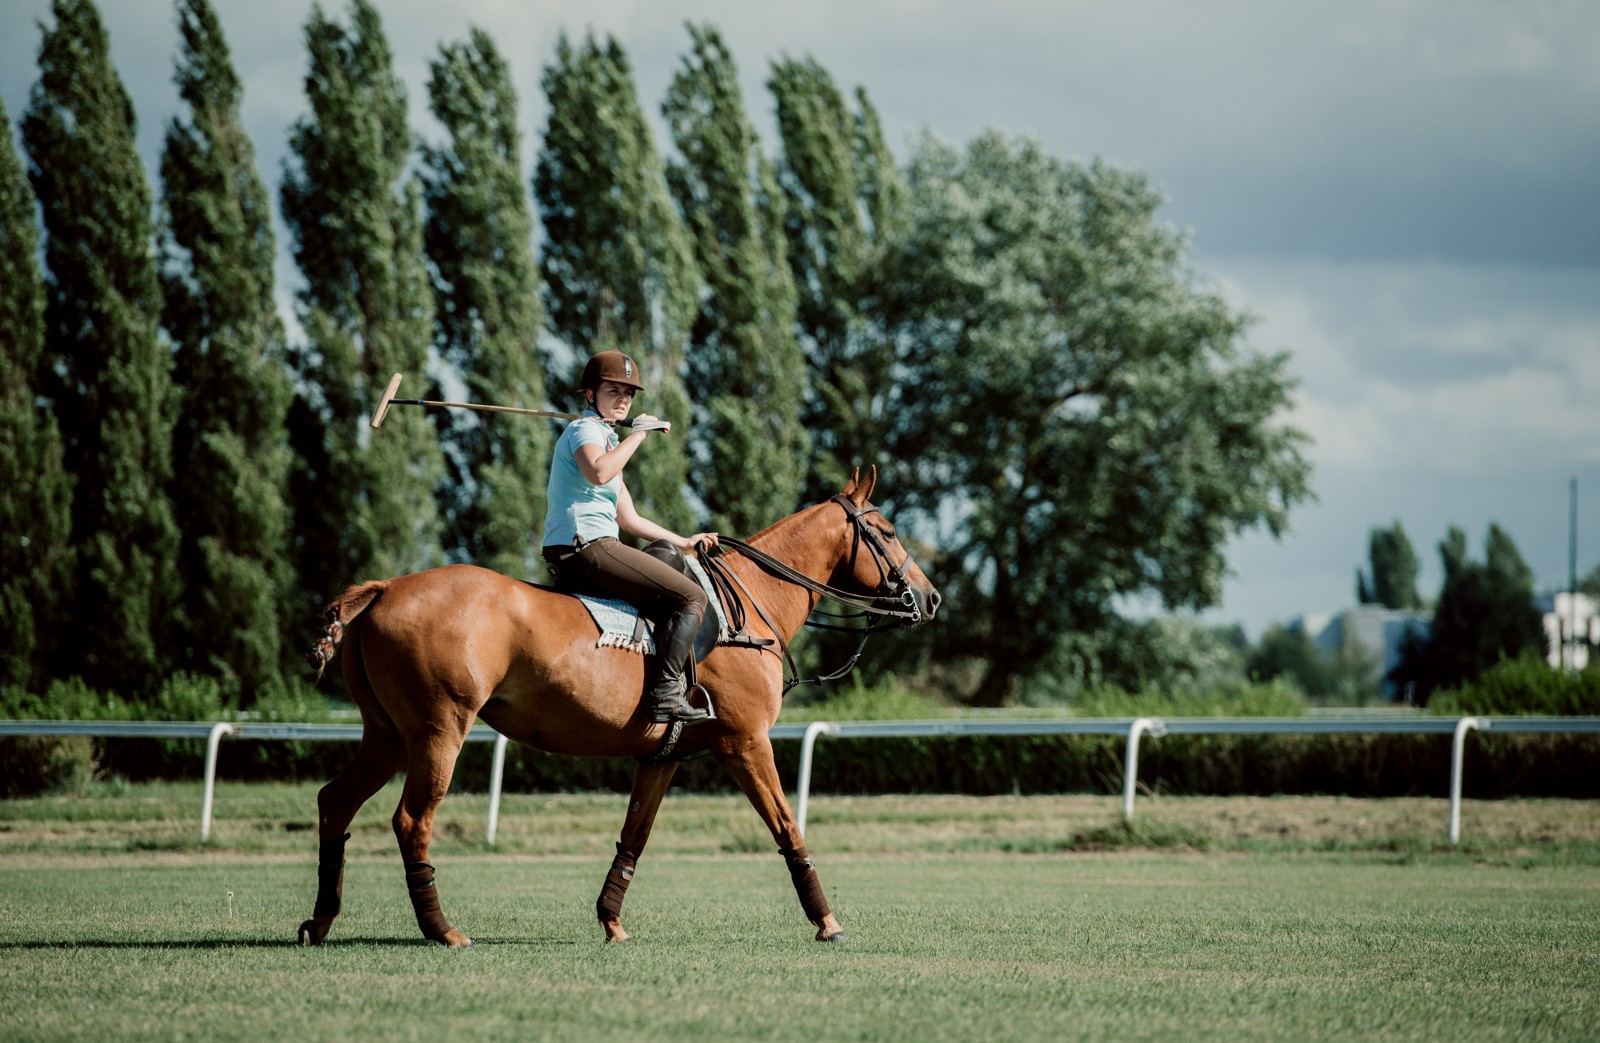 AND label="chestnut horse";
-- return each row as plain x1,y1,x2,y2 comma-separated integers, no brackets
297,468,939,947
